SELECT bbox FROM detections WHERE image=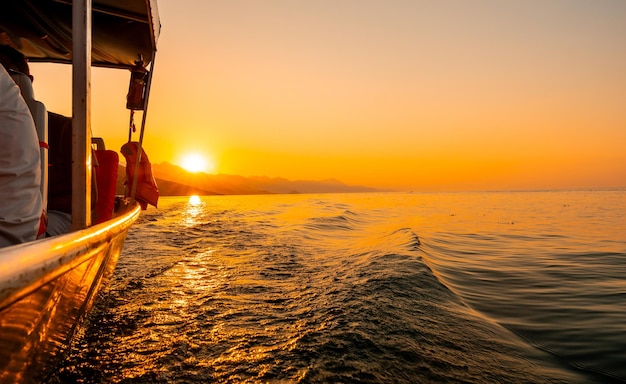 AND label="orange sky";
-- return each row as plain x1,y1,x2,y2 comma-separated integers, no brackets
31,0,626,191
